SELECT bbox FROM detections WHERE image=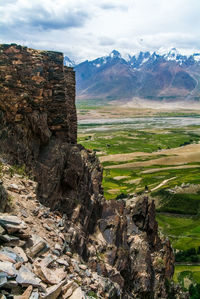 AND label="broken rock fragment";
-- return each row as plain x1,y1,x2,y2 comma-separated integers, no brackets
7,183,21,193
0,252,16,263
34,261,66,285
61,281,74,299
40,279,67,299
0,276,7,288
29,241,49,258
0,247,24,263
22,285,33,298
56,259,69,268
0,214,27,235
68,287,86,299
40,255,55,267
29,290,40,299
0,225,5,235
0,214,22,226
16,265,41,287
0,261,17,277
13,246,28,263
